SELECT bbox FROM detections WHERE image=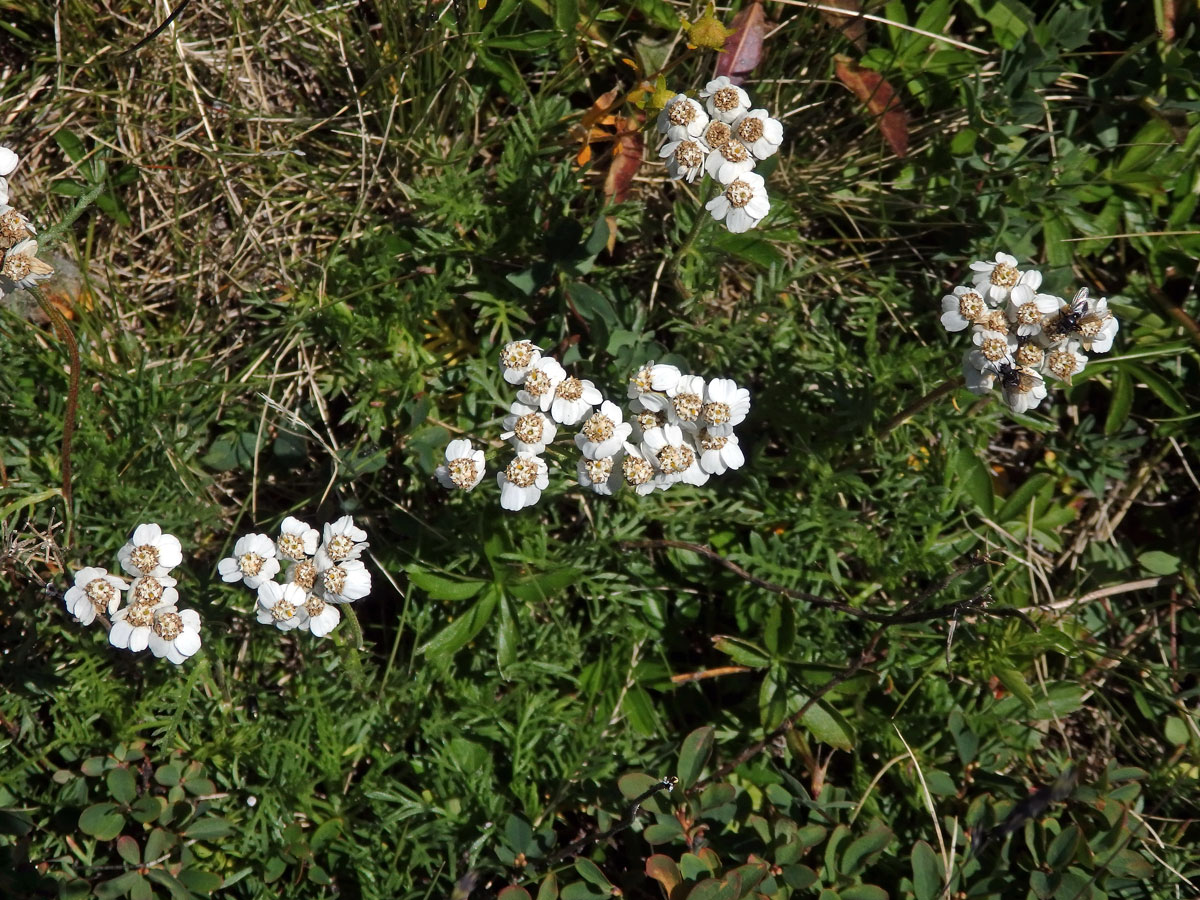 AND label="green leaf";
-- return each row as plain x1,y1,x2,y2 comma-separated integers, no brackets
802,700,855,750
1126,363,1188,415
994,666,1035,707
644,819,685,843
536,873,559,900
617,773,667,815
574,858,611,888
183,817,233,840
504,815,533,853
130,796,165,824
146,869,197,900
839,886,888,900
507,568,582,603
679,851,715,880
94,872,143,900
622,685,658,736
79,803,125,840
1138,551,1180,576
781,865,818,890
107,767,137,806
951,447,994,517
486,30,562,51
712,635,771,667
406,567,485,601
840,823,893,875
1104,369,1134,435
497,595,518,674
418,590,499,664
1046,824,1080,870
498,888,533,900
1164,716,1190,746
568,283,618,329
144,827,176,863
55,129,87,163
116,835,141,865
996,473,1053,525
911,840,943,900
677,726,715,790
763,601,795,656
